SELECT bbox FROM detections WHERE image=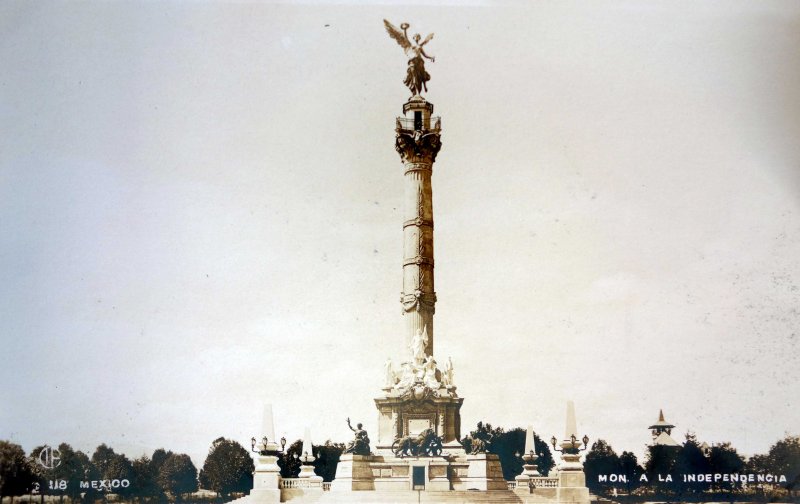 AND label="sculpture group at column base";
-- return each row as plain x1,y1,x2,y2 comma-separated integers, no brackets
374,393,464,455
